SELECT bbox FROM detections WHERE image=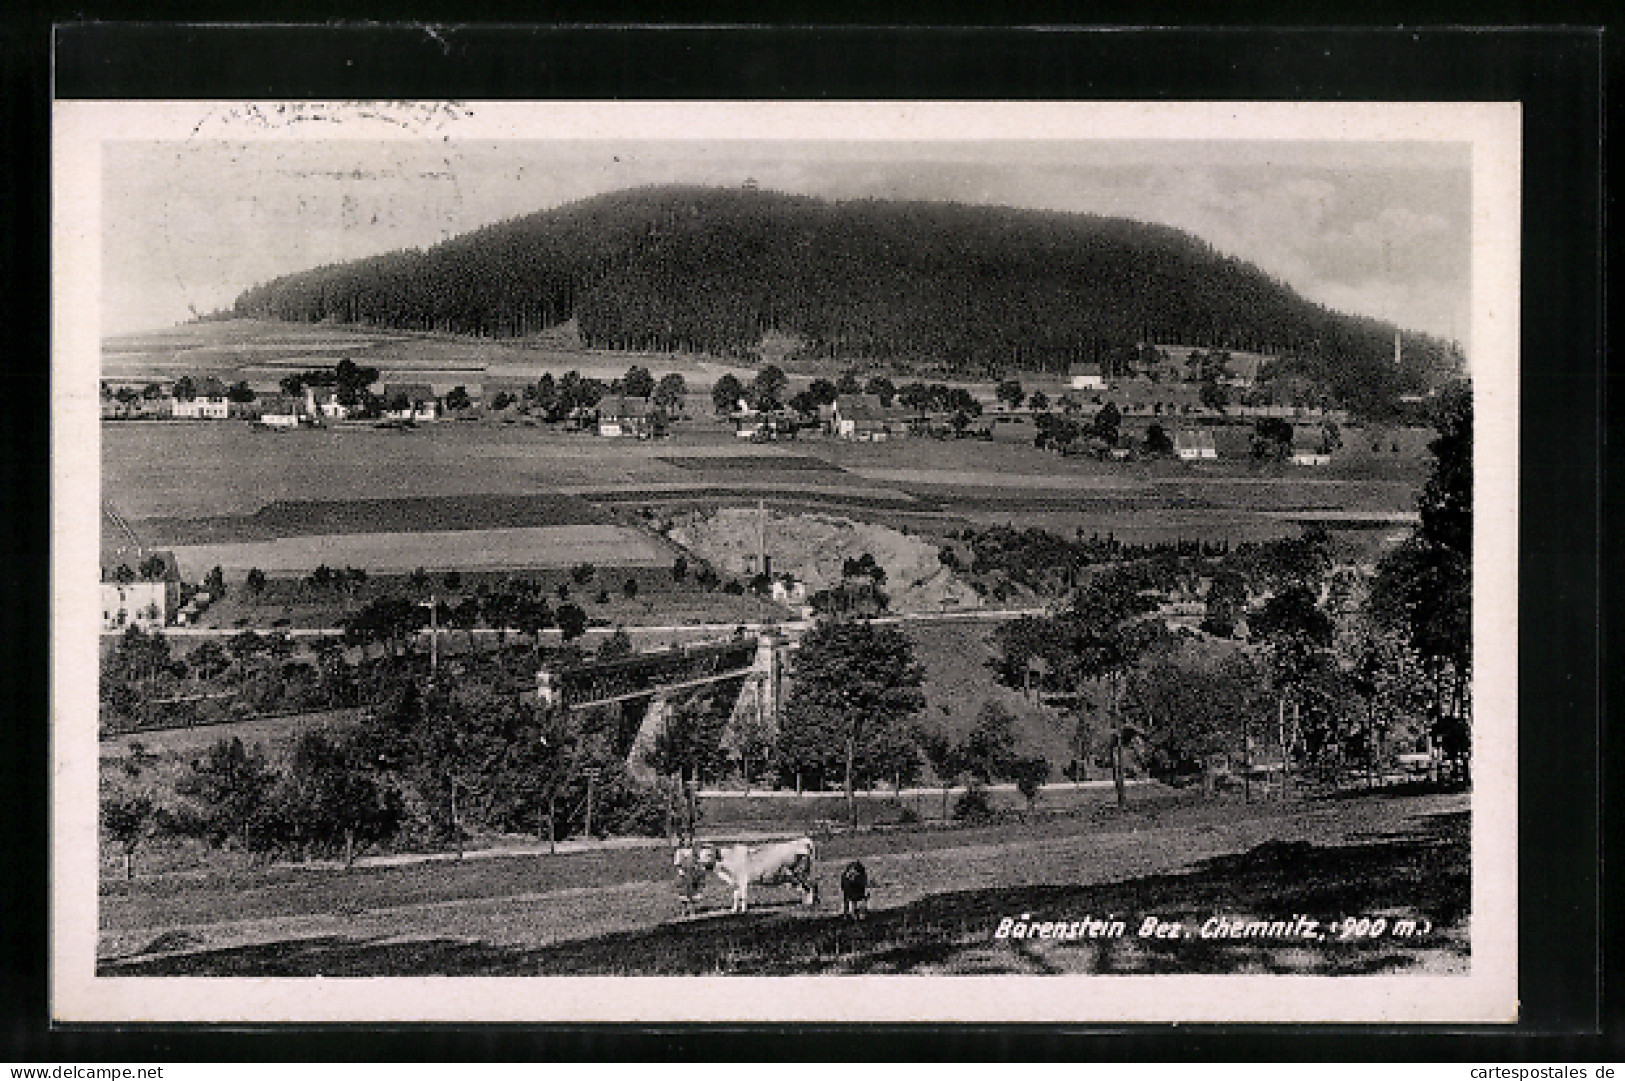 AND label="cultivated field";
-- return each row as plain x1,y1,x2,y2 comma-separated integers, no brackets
167,524,670,579
97,789,1469,977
